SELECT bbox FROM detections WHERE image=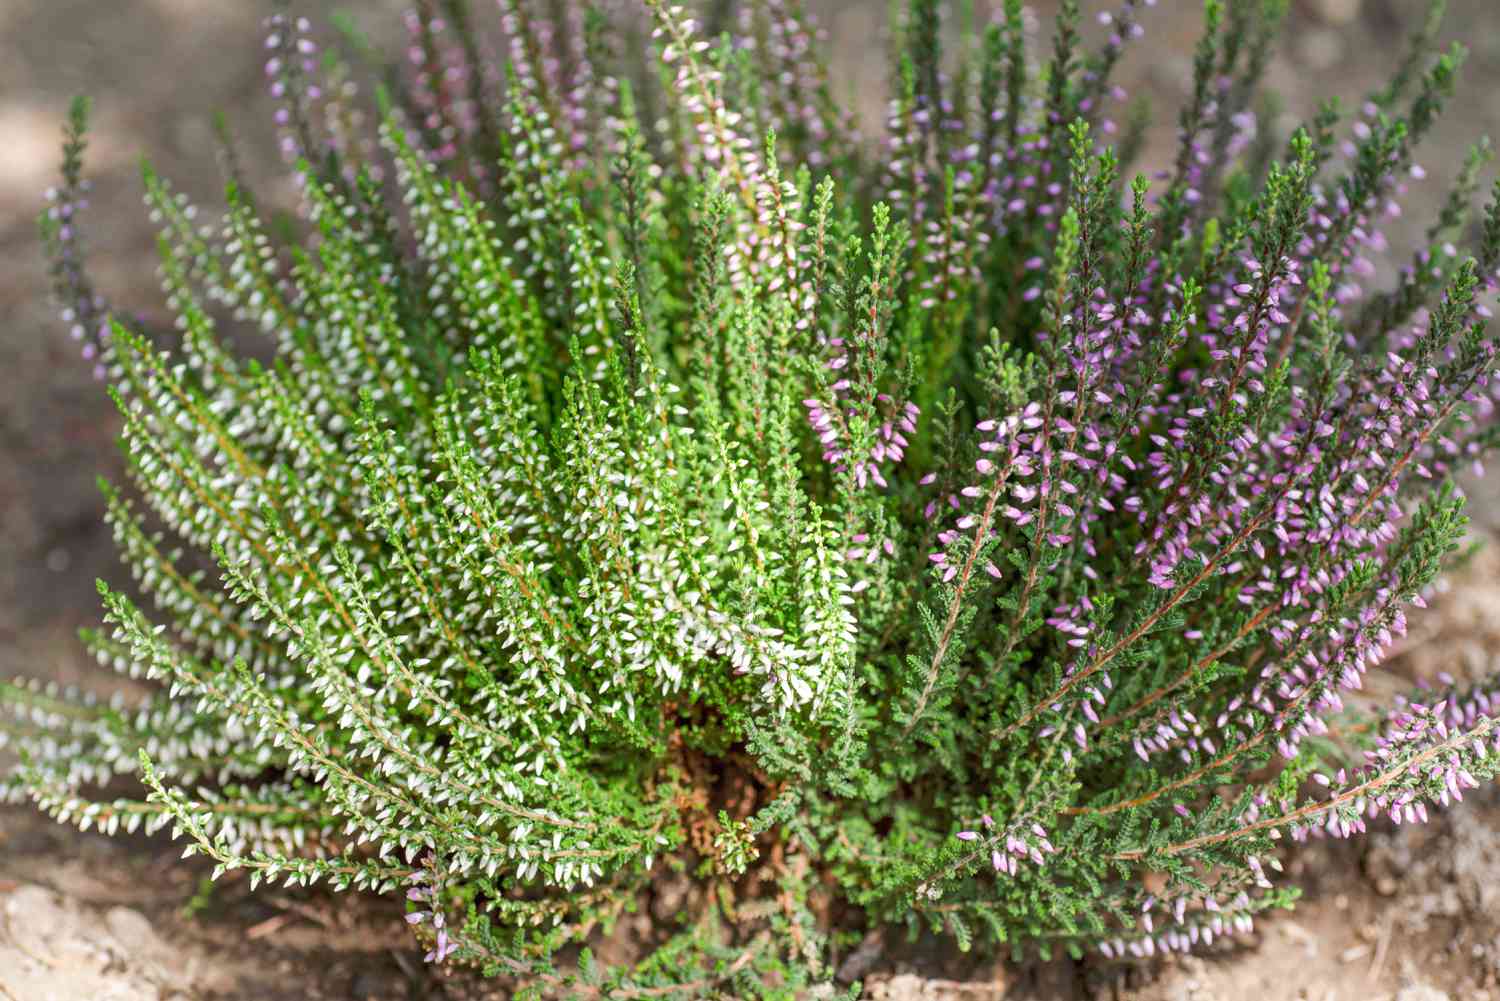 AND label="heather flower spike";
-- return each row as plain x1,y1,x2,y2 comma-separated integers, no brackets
39,96,111,380
9,0,1500,991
